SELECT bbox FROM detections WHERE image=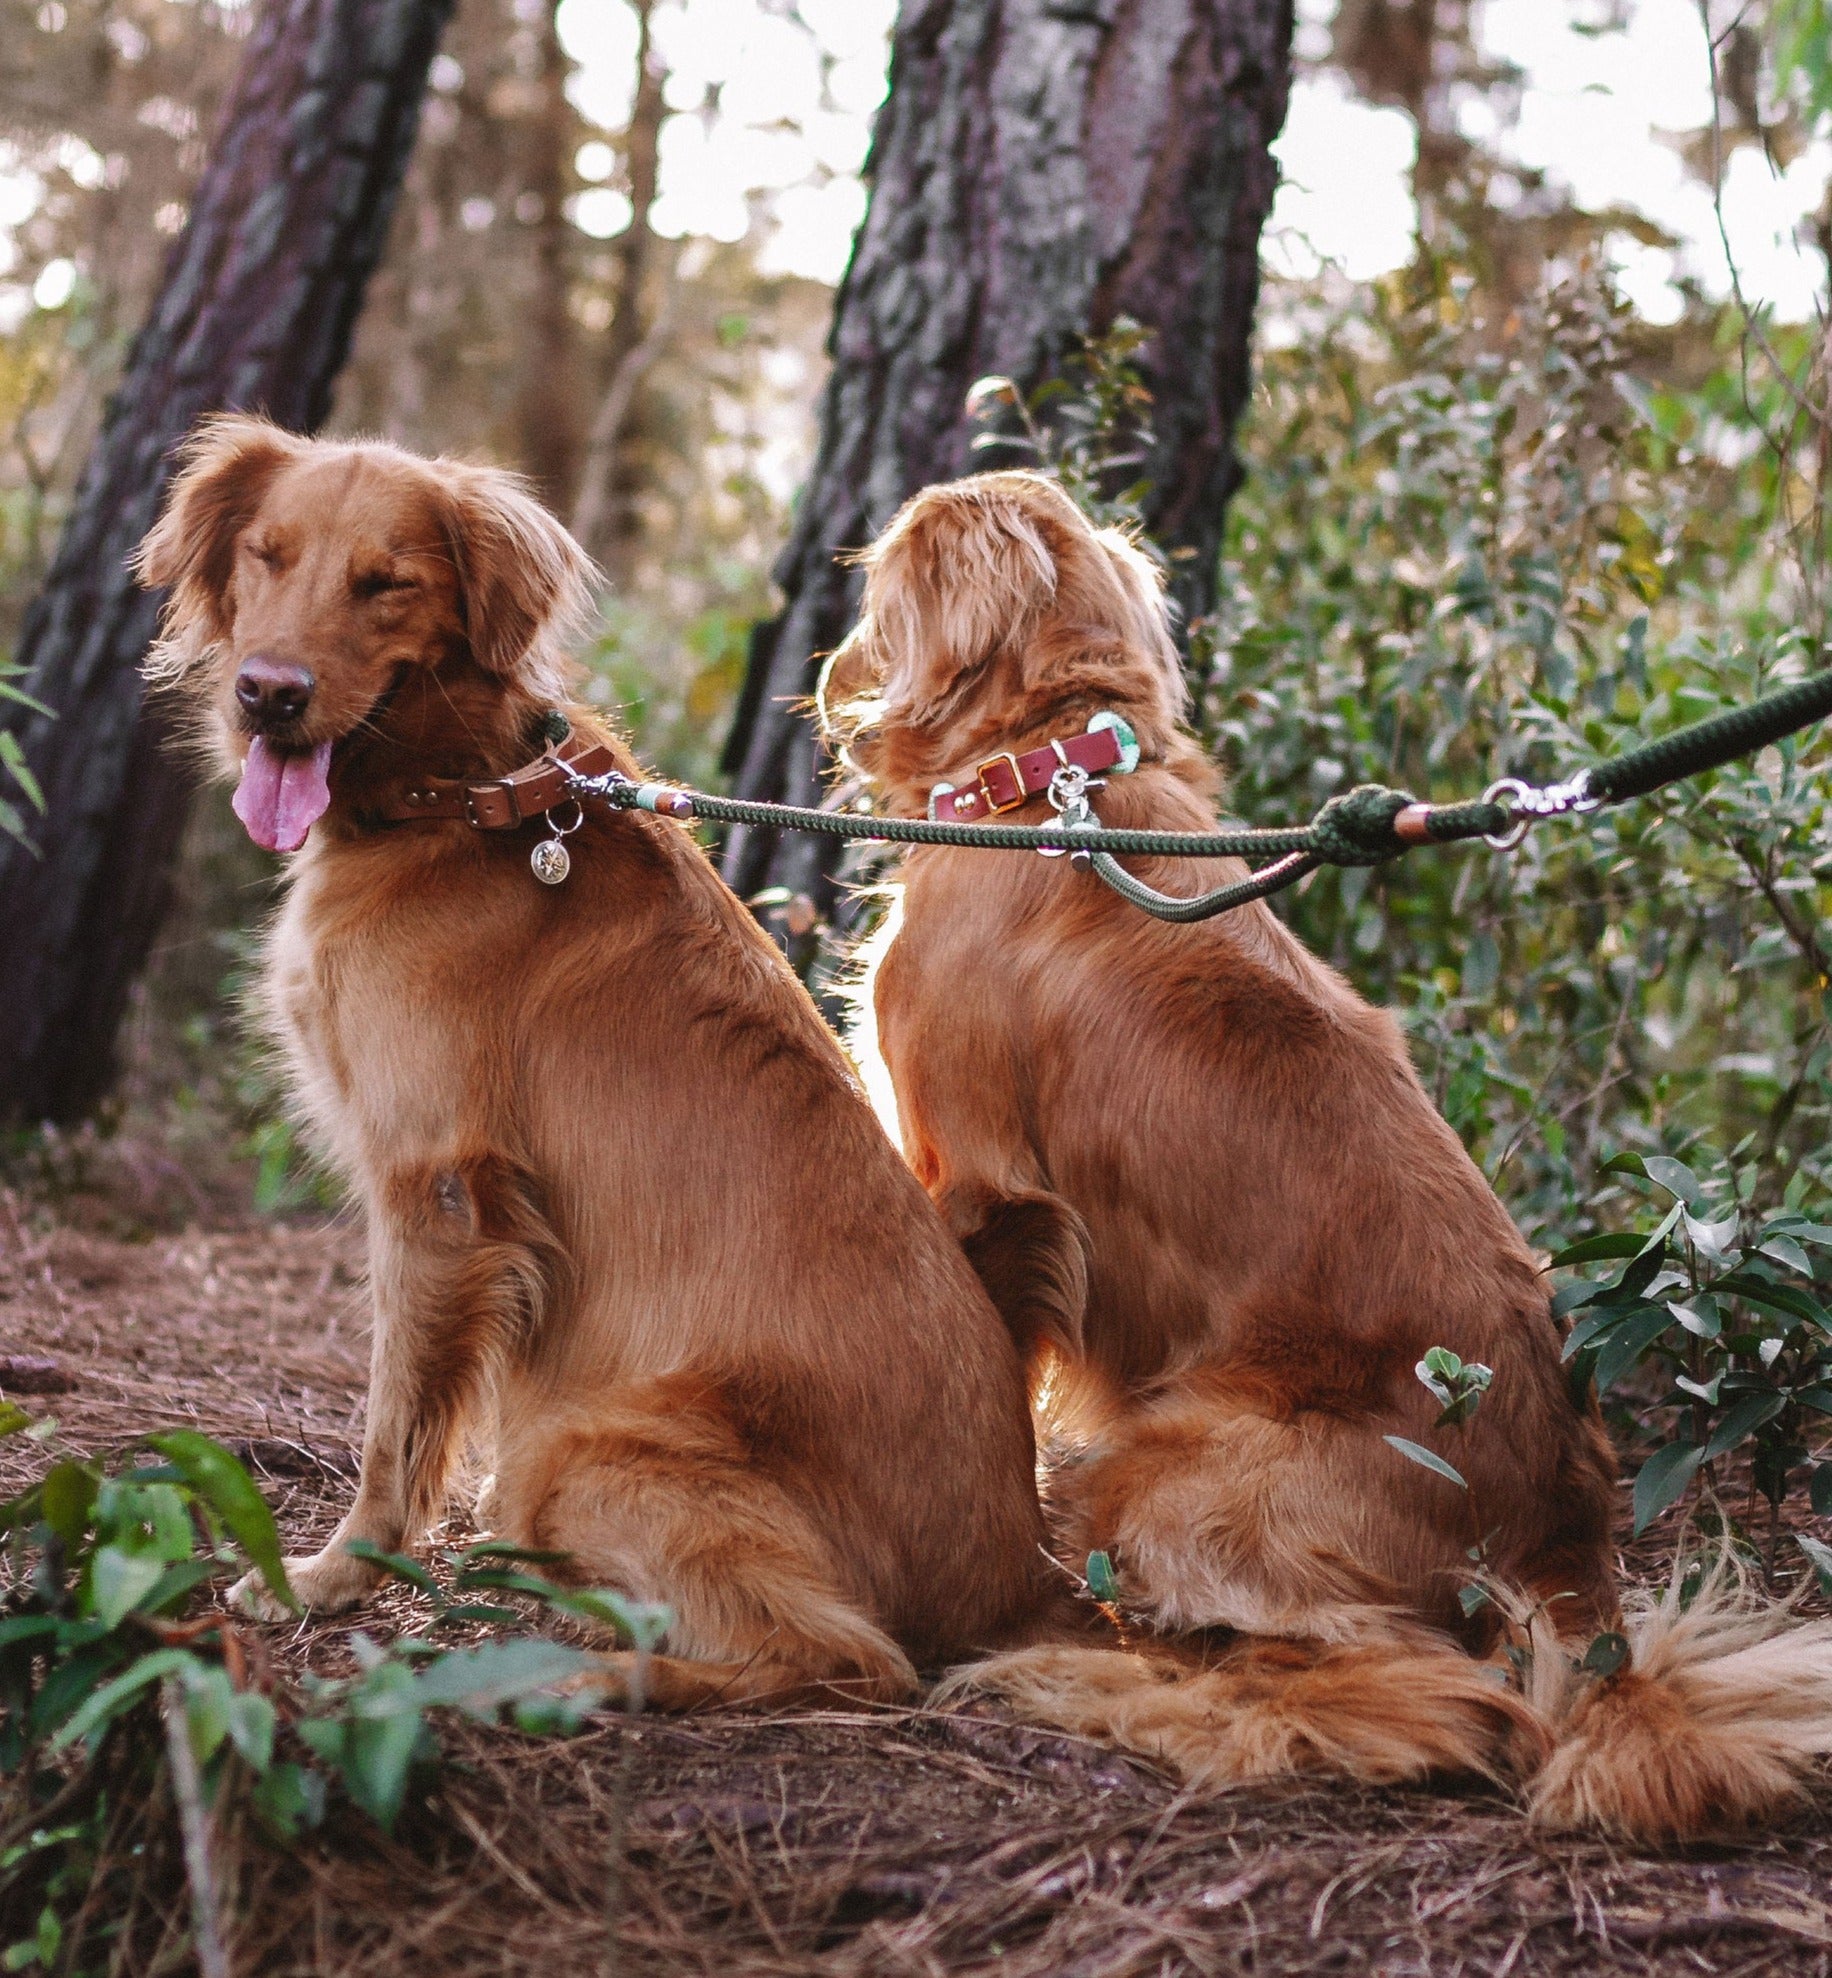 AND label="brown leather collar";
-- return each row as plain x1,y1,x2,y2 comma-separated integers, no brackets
378,735,622,831
929,722,1127,823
